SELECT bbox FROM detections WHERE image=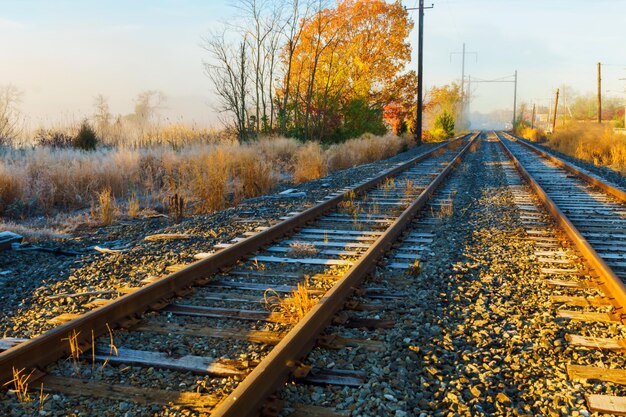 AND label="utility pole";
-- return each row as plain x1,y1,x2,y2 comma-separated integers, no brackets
450,43,477,128
531,103,536,129
512,70,518,129
552,88,560,133
598,62,602,123
407,1,434,145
